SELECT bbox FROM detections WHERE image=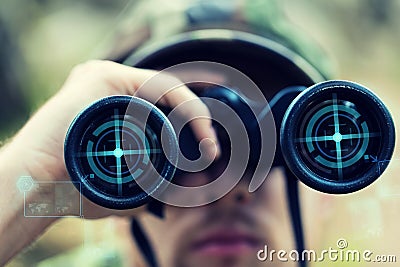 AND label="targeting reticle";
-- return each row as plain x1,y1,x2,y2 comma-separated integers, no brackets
64,96,178,209
281,80,395,194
